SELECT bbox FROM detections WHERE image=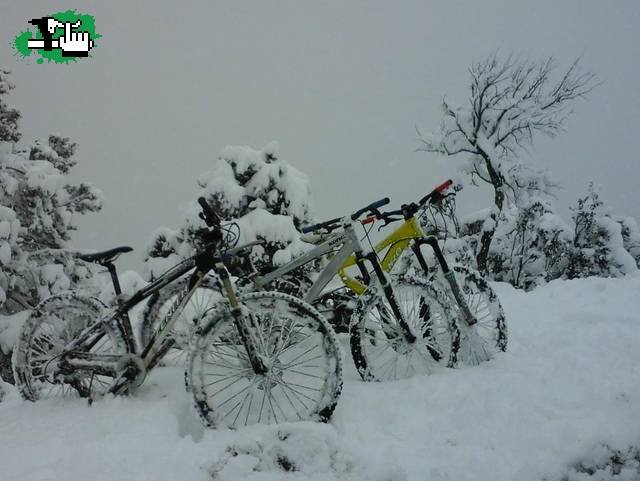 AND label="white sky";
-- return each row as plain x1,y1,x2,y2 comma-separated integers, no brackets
1,0,639,271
